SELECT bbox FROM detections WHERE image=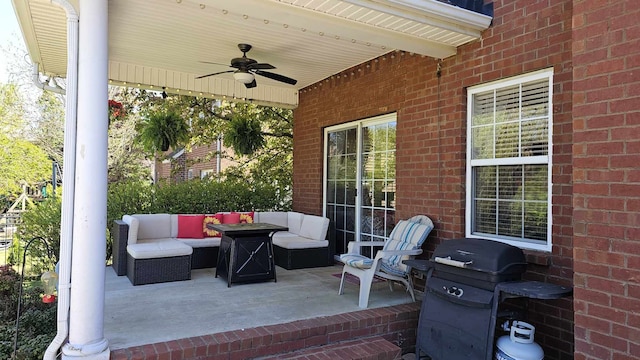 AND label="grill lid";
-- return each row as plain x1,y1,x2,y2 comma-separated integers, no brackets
430,238,526,275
